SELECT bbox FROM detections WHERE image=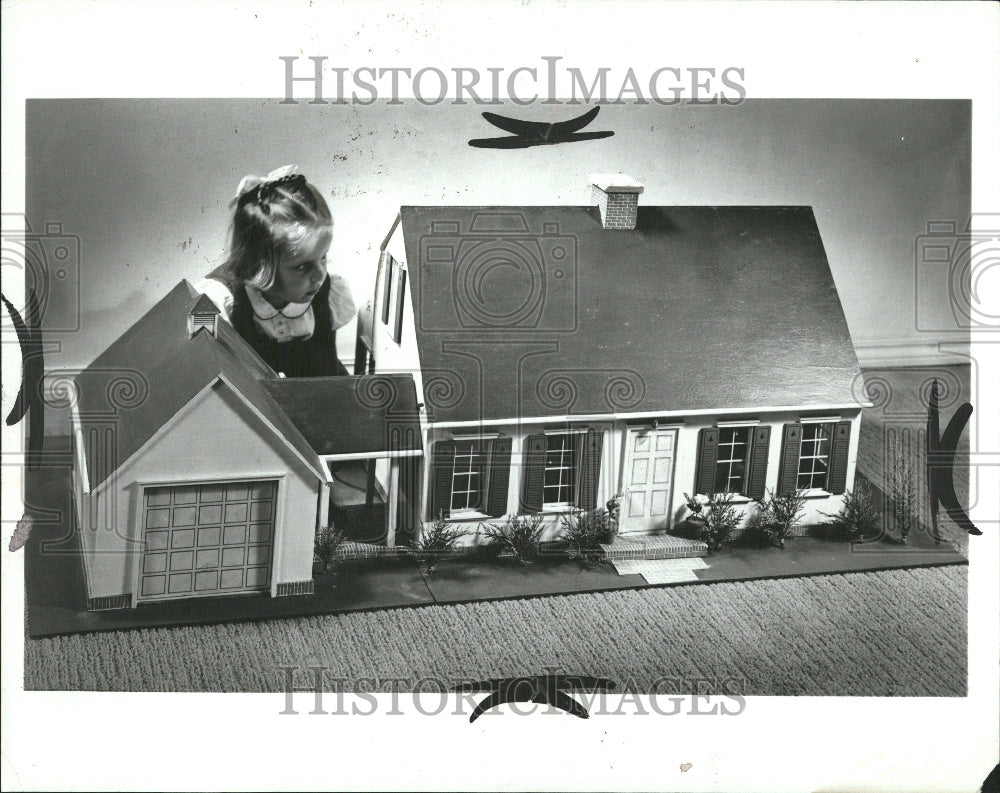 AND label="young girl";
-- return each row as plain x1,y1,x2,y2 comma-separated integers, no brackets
196,165,356,378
